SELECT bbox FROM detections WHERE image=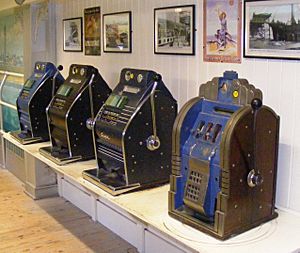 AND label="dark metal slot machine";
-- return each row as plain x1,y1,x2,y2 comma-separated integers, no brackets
169,71,279,240
82,68,178,195
39,64,111,165
10,62,64,144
